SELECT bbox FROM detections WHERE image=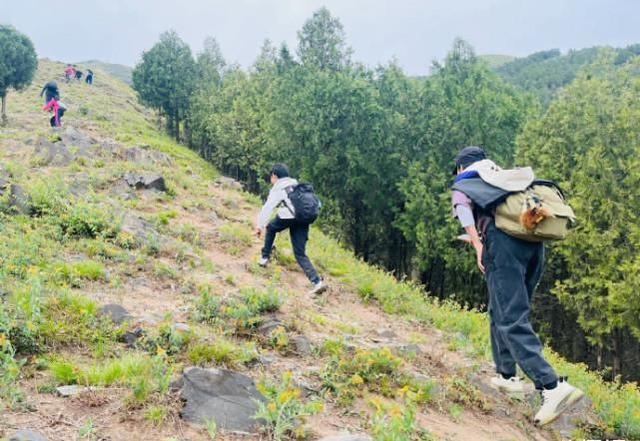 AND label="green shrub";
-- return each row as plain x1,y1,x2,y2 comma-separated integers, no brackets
192,290,221,324
254,372,323,440
49,354,172,405
369,397,433,441
187,338,257,367
50,260,106,287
